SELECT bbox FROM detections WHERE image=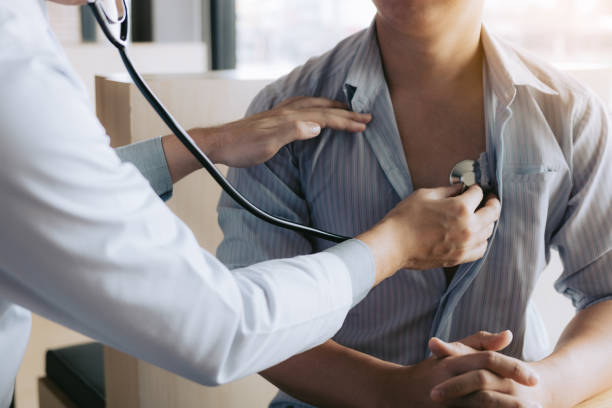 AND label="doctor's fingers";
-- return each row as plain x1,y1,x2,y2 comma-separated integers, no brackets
471,221,495,246
283,108,373,138
274,96,348,110
445,218,493,258
452,185,485,214
445,241,488,266
474,194,502,224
